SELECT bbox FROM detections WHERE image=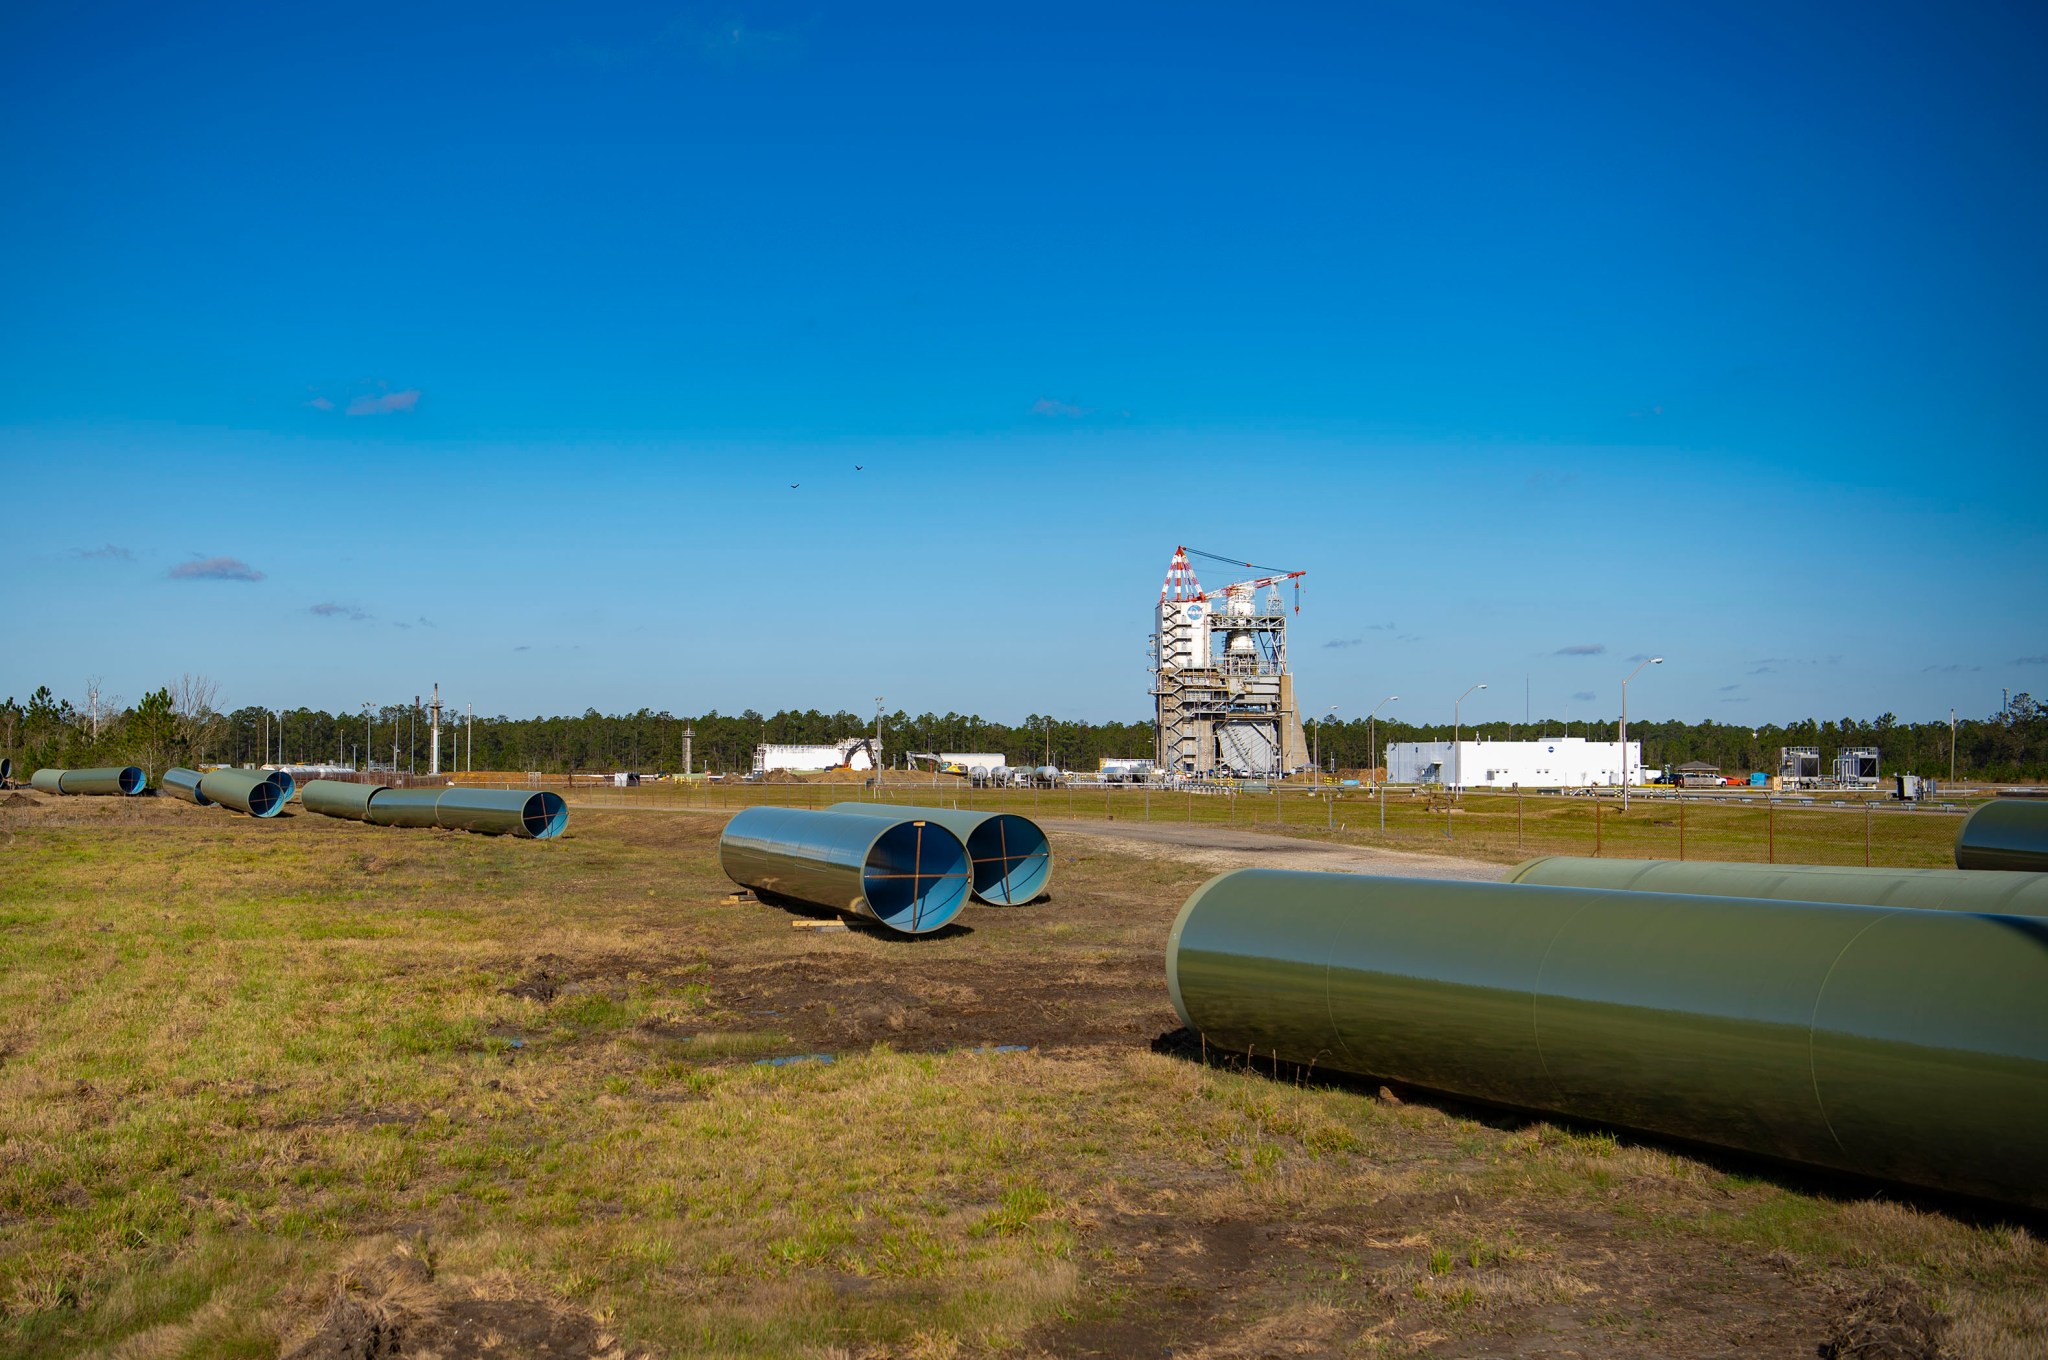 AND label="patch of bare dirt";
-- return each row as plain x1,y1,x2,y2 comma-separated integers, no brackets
1818,1277,1947,1359
279,1236,638,1360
